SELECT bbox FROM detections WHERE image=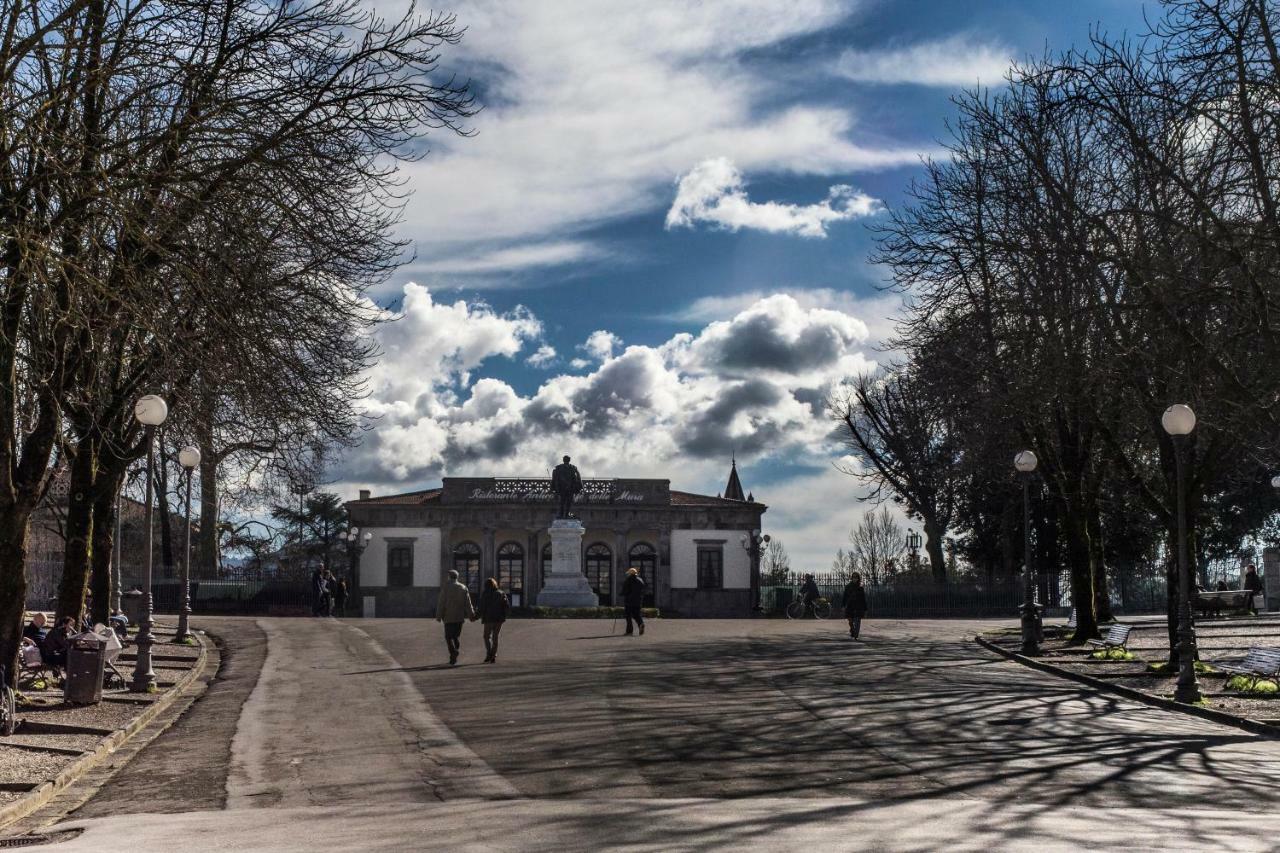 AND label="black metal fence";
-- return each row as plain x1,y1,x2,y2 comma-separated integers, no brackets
763,571,1030,618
